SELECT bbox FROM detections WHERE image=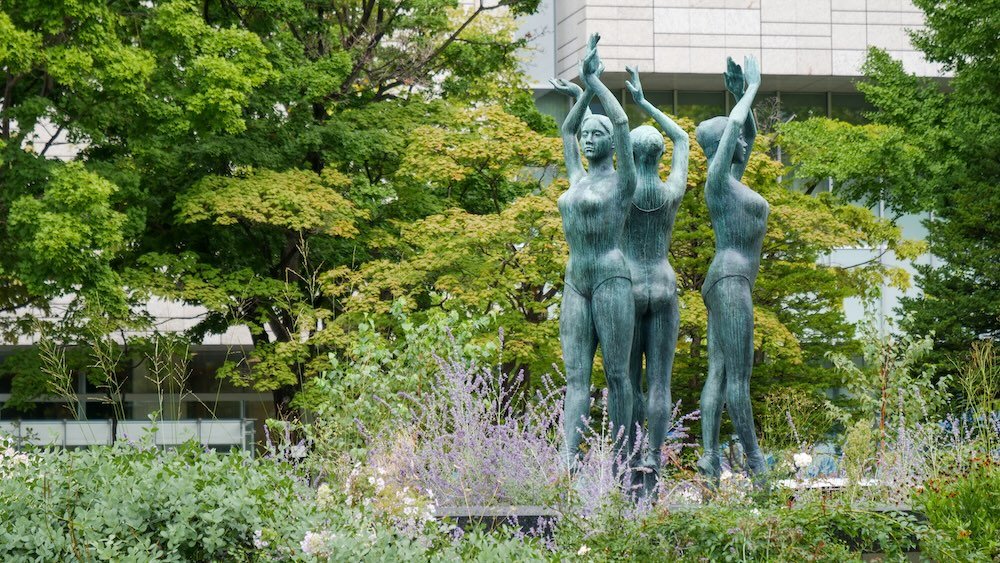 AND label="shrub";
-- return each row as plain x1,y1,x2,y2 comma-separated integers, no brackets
0,440,316,561
917,459,1000,561
557,501,920,562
